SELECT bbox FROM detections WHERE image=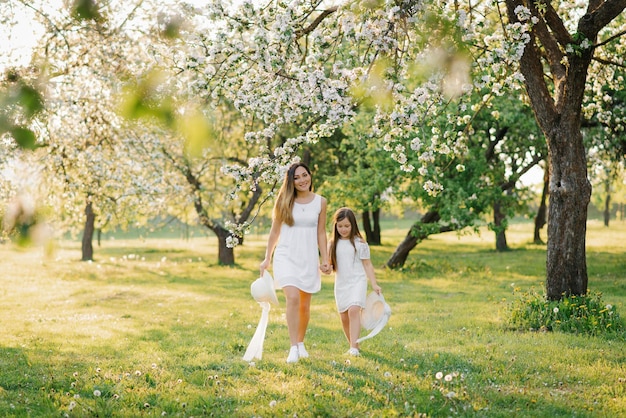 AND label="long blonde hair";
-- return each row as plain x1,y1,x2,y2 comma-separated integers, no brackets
273,162,313,226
